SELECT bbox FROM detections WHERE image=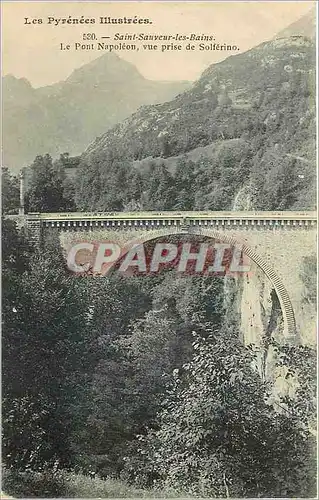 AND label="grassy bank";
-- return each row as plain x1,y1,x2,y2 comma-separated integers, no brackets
2,470,187,498
65,472,161,498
